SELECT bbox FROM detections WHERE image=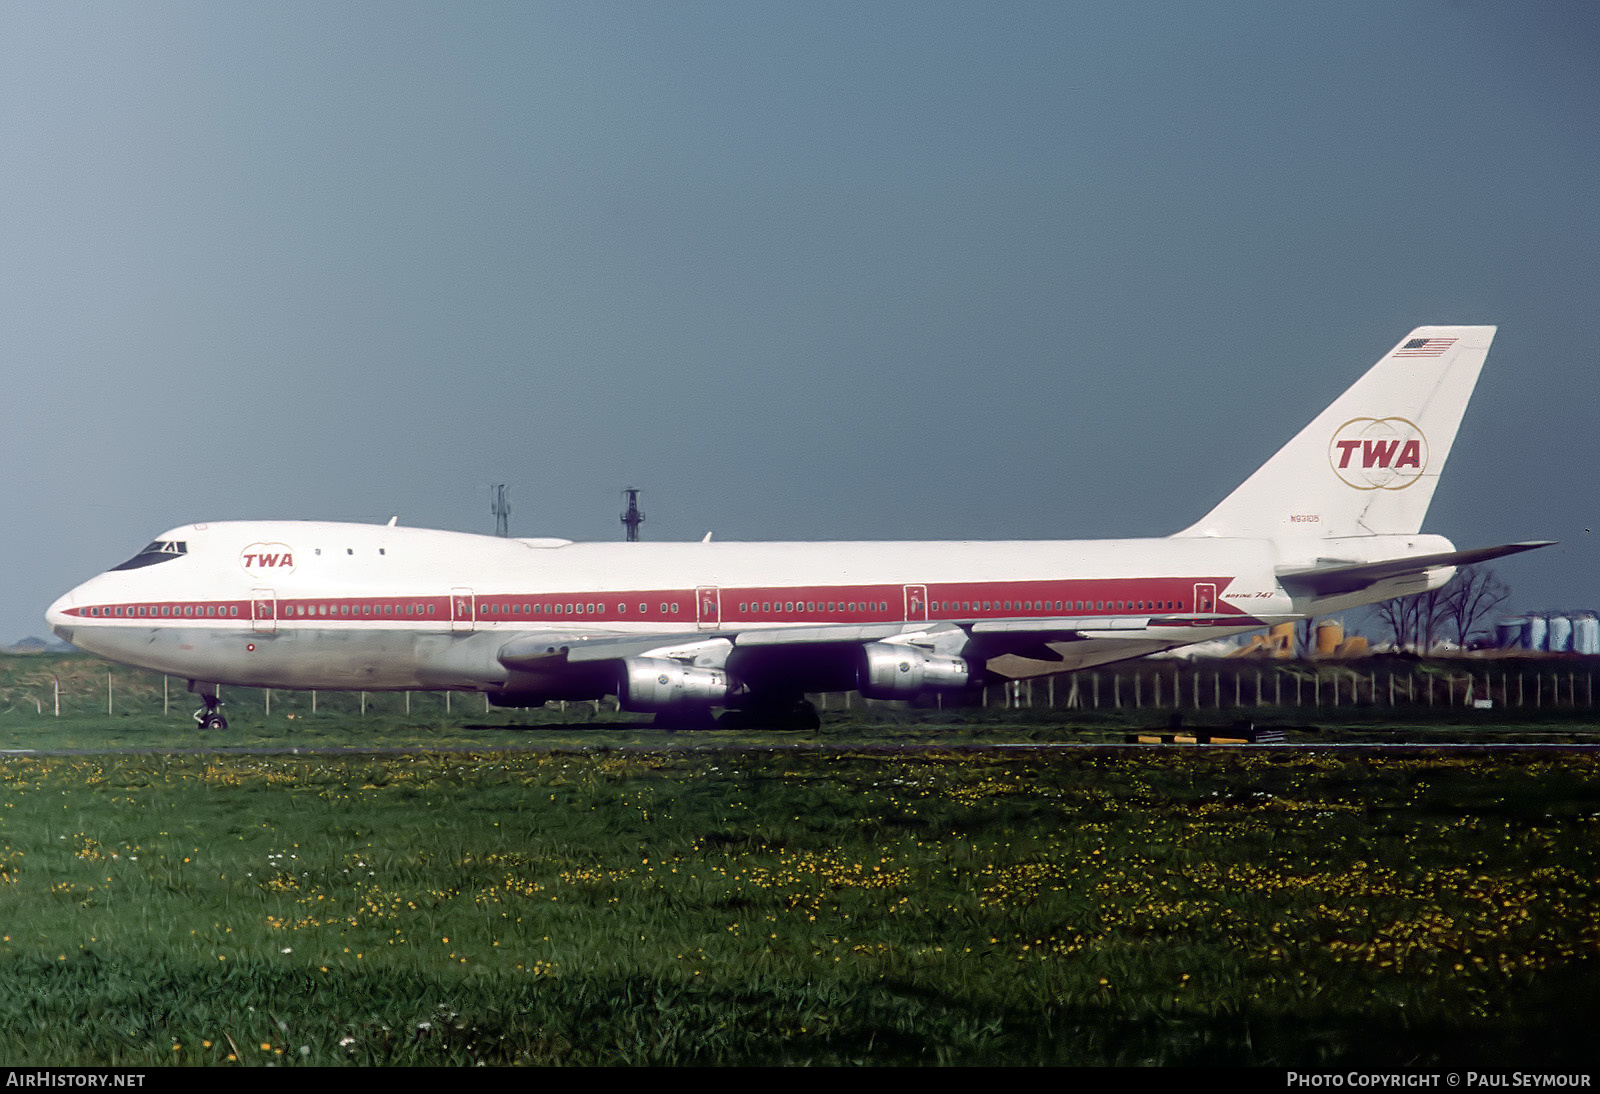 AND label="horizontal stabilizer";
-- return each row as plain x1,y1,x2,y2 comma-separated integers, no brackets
1277,541,1555,598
